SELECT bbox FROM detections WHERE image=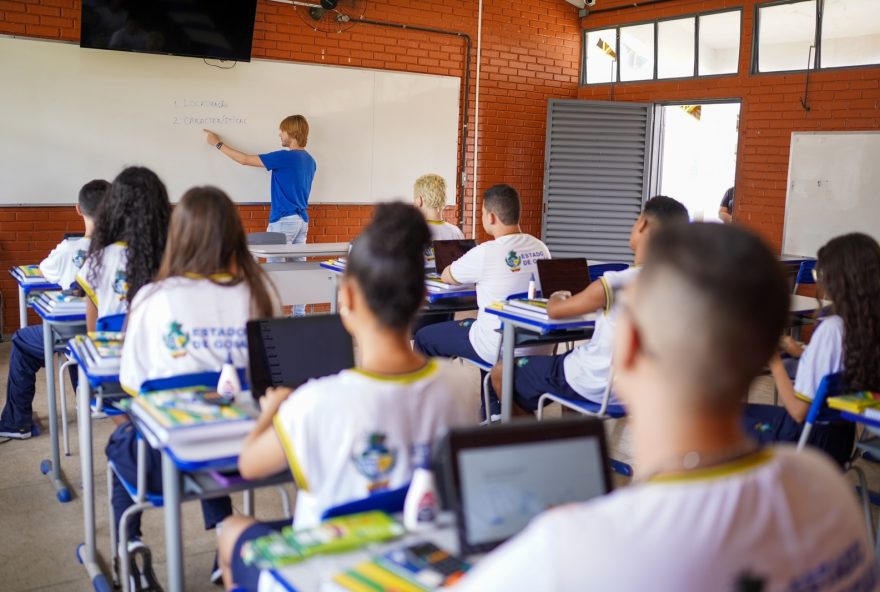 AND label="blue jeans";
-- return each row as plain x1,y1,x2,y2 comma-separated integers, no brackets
1,325,77,430
106,422,232,540
268,214,308,316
